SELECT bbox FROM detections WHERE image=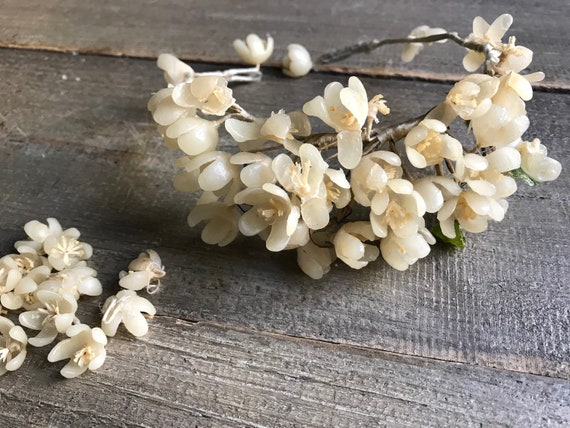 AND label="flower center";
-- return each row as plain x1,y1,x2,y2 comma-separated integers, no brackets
39,302,61,325
258,198,284,220
326,181,341,202
416,131,443,165
52,235,85,265
73,346,95,367
456,196,478,220
289,160,312,197
385,200,412,230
